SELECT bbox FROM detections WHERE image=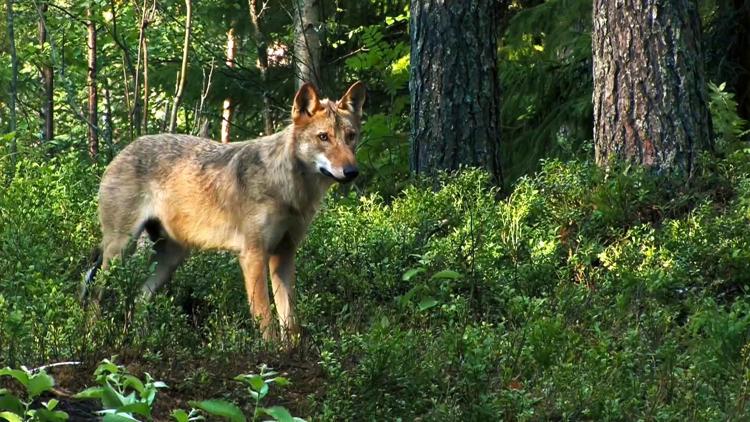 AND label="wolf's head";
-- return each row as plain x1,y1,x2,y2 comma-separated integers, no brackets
291,82,366,183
